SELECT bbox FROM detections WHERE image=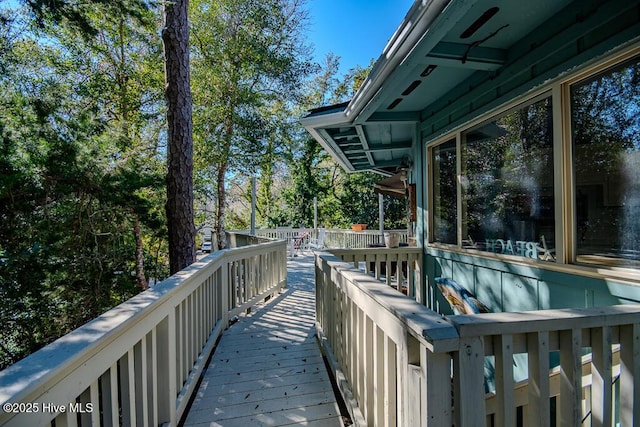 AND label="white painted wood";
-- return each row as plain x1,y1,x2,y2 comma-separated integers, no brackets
620,323,640,427
0,238,286,426
455,336,485,427
328,247,422,298
184,255,343,426
424,350,452,426
527,331,550,427
128,348,137,427
90,381,100,426
559,328,582,426
494,334,515,427
591,326,613,427
109,362,119,427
